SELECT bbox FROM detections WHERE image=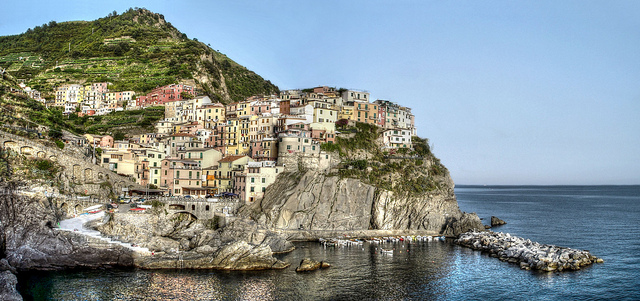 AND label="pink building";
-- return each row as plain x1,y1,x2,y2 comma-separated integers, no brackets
135,84,196,107
99,135,114,148
250,101,271,115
